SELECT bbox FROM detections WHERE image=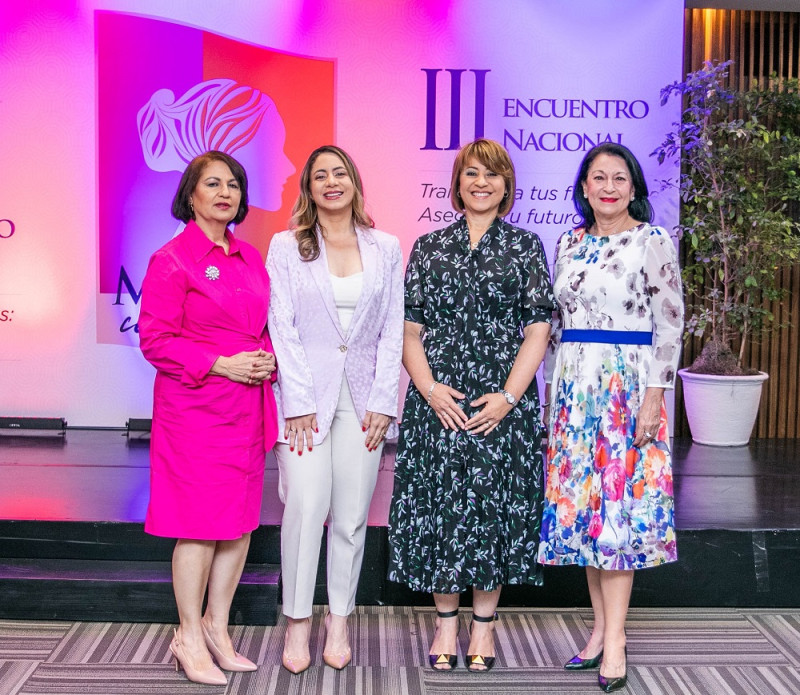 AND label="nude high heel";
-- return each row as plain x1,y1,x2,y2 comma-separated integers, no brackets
281,617,312,674
201,624,257,672
323,613,352,670
170,628,227,685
